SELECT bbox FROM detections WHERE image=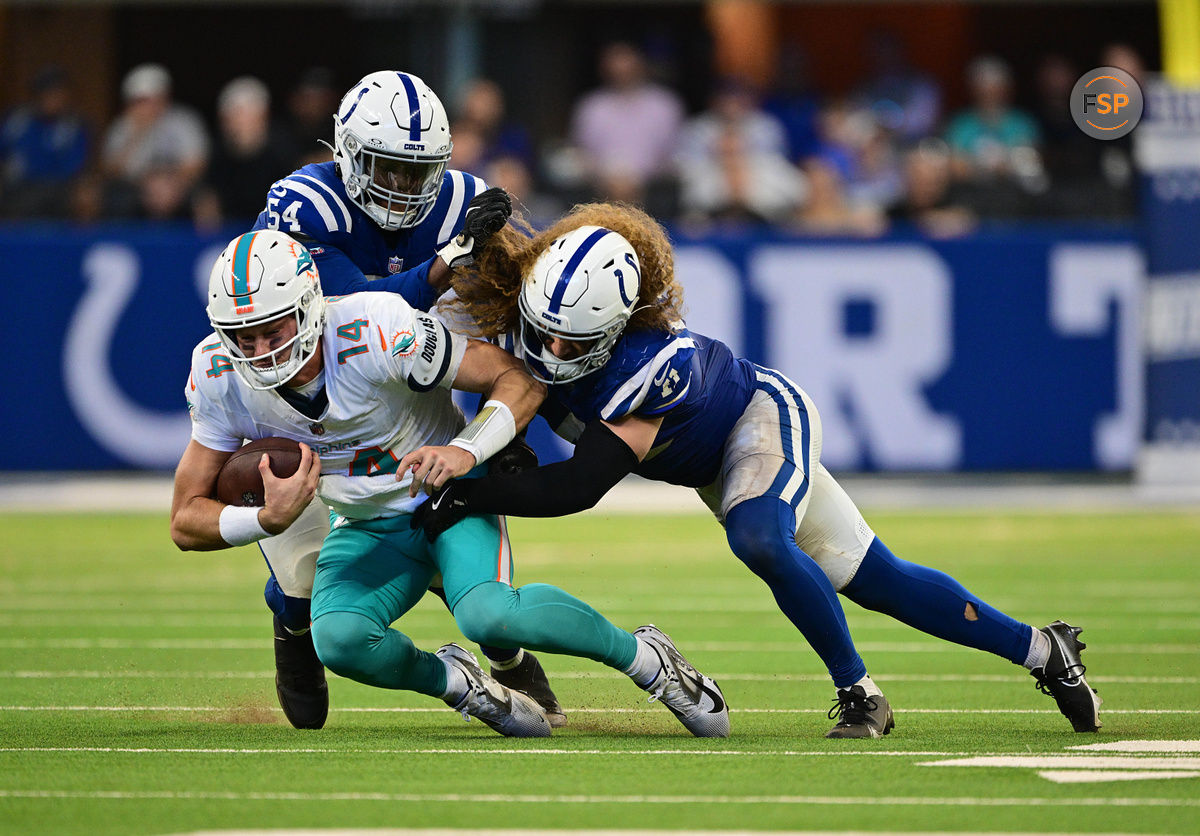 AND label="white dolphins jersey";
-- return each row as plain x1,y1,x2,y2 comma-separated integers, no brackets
186,292,468,520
